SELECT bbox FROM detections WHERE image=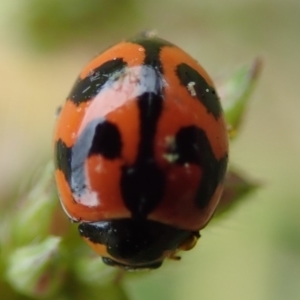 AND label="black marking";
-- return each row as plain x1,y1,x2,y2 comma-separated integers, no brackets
171,126,228,209
121,92,165,218
117,39,167,219
55,118,122,200
137,91,163,158
88,121,122,159
121,162,165,219
55,139,72,183
68,58,127,105
176,63,222,119
78,219,196,270
195,154,228,209
71,119,122,197
129,36,172,73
